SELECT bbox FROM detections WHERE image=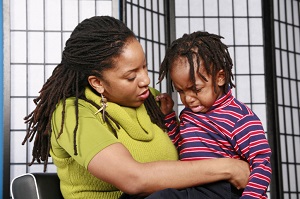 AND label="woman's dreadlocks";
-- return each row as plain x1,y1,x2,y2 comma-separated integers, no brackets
158,31,235,93
23,16,166,171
